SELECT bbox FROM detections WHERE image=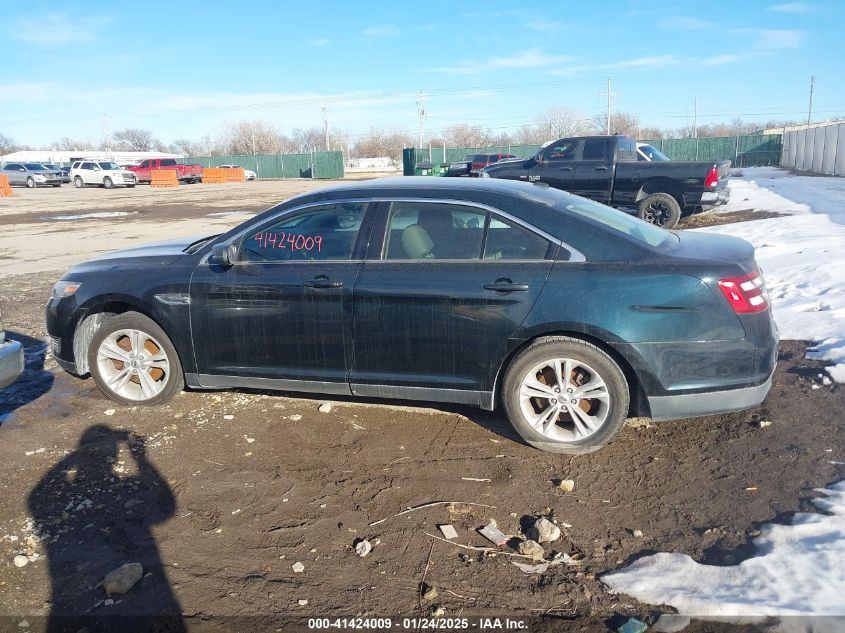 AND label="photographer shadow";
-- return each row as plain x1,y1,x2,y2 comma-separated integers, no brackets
28,424,185,633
